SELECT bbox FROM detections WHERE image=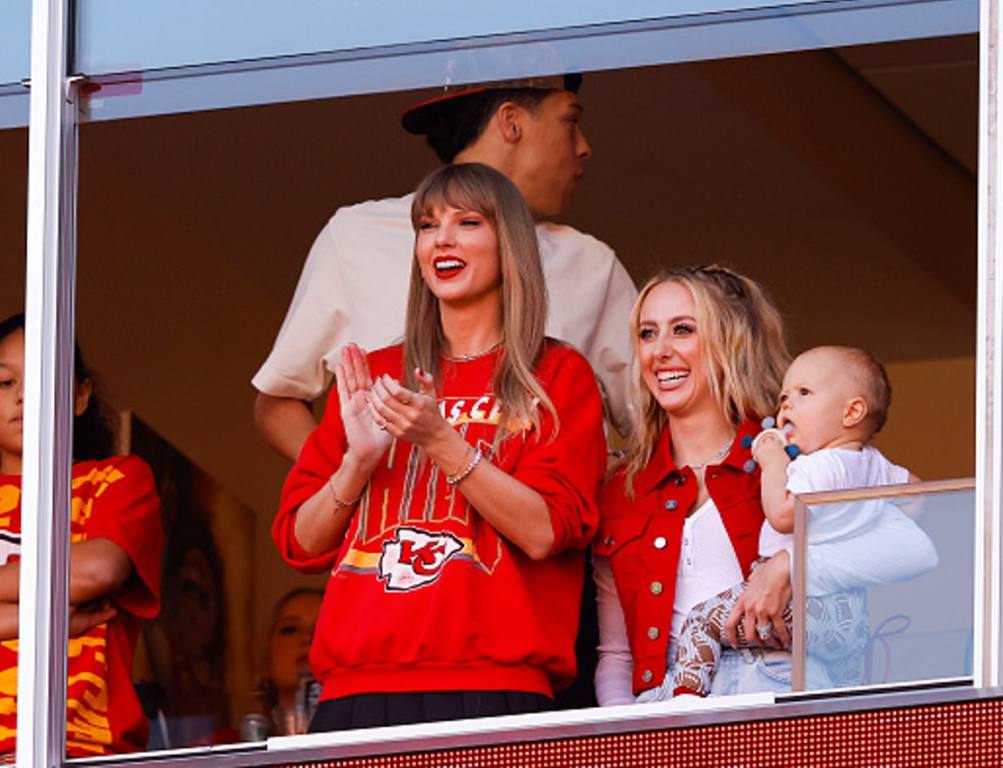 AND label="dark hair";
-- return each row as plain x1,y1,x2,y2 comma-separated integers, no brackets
0,313,118,461
423,88,555,164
